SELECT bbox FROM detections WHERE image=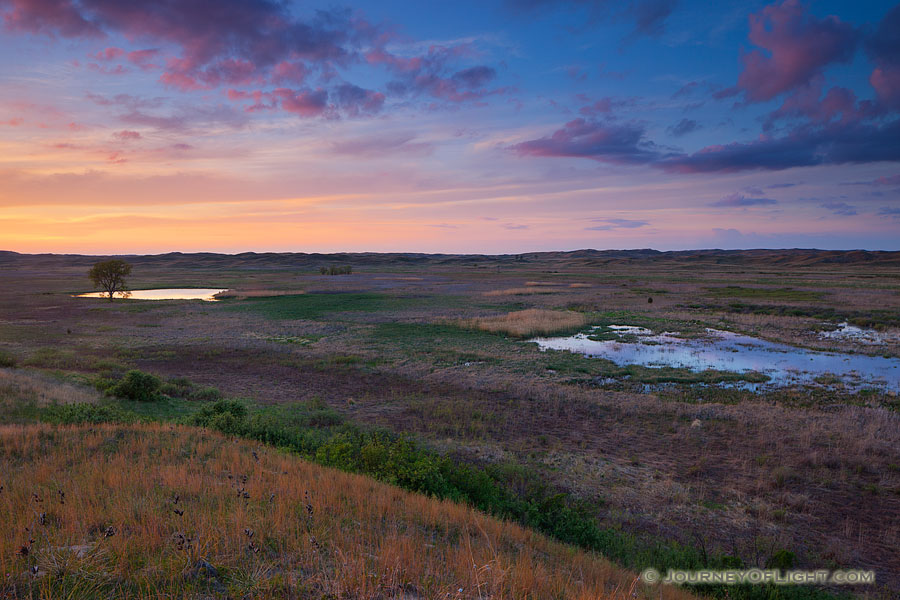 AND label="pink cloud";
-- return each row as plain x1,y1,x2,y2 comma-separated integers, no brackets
271,61,309,85
870,66,900,110
272,88,328,117
764,78,877,128
113,130,141,141
90,46,124,61
87,62,129,75
866,5,900,109
1,0,102,37
1,117,24,126
874,174,900,186
734,0,858,102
